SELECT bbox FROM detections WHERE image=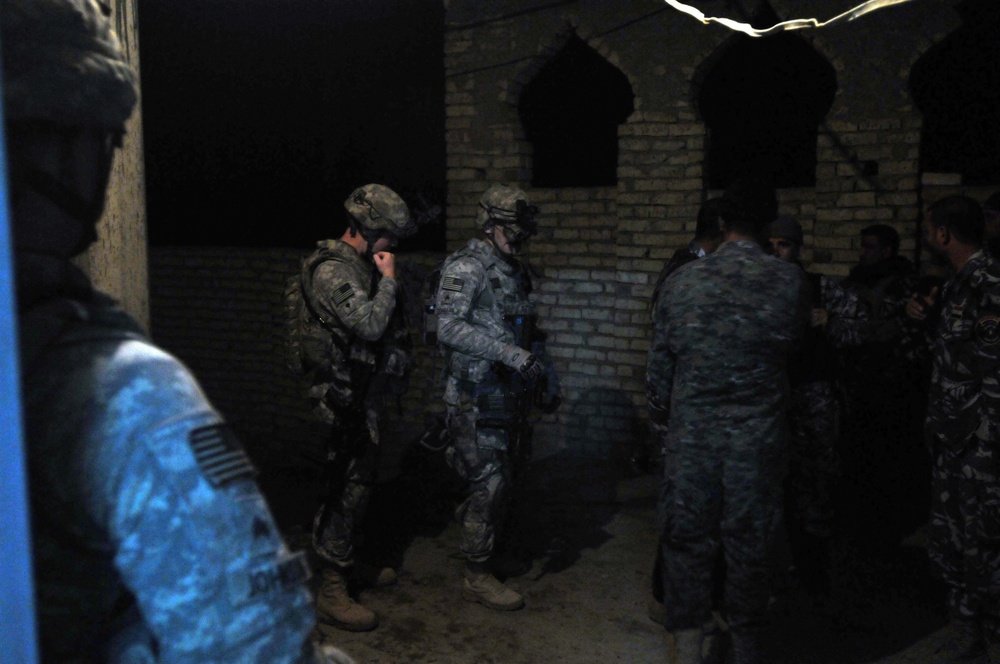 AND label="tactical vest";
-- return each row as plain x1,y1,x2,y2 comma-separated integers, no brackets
298,242,382,410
